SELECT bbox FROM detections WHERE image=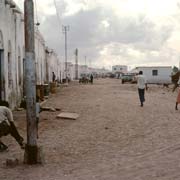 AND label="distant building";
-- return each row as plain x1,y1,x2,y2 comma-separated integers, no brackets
112,65,128,74
79,65,89,78
112,65,128,78
135,66,172,84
